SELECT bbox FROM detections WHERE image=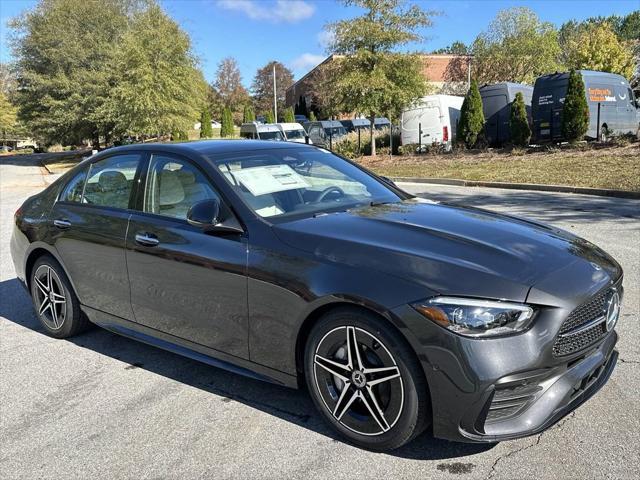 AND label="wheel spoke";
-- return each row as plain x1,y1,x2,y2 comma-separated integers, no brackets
346,326,364,370
314,354,350,382
51,291,66,304
334,388,359,421
361,387,390,432
35,277,49,297
46,267,52,291
364,366,401,387
50,302,59,328
332,382,353,417
38,298,51,316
